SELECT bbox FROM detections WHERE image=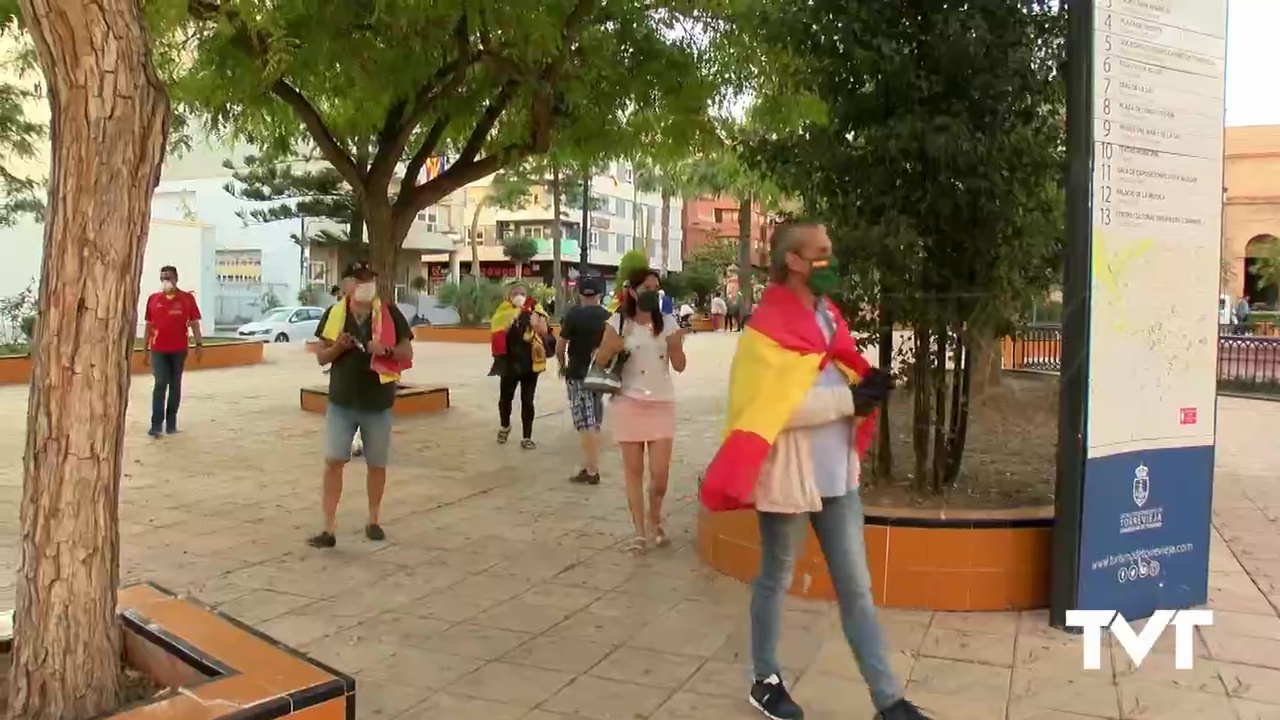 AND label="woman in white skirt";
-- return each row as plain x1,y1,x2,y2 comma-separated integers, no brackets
596,268,687,554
